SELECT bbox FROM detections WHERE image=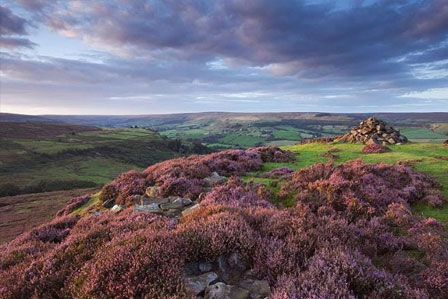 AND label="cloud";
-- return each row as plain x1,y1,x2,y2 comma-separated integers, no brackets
401,88,448,99
1,0,447,113
12,0,444,80
0,5,35,49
